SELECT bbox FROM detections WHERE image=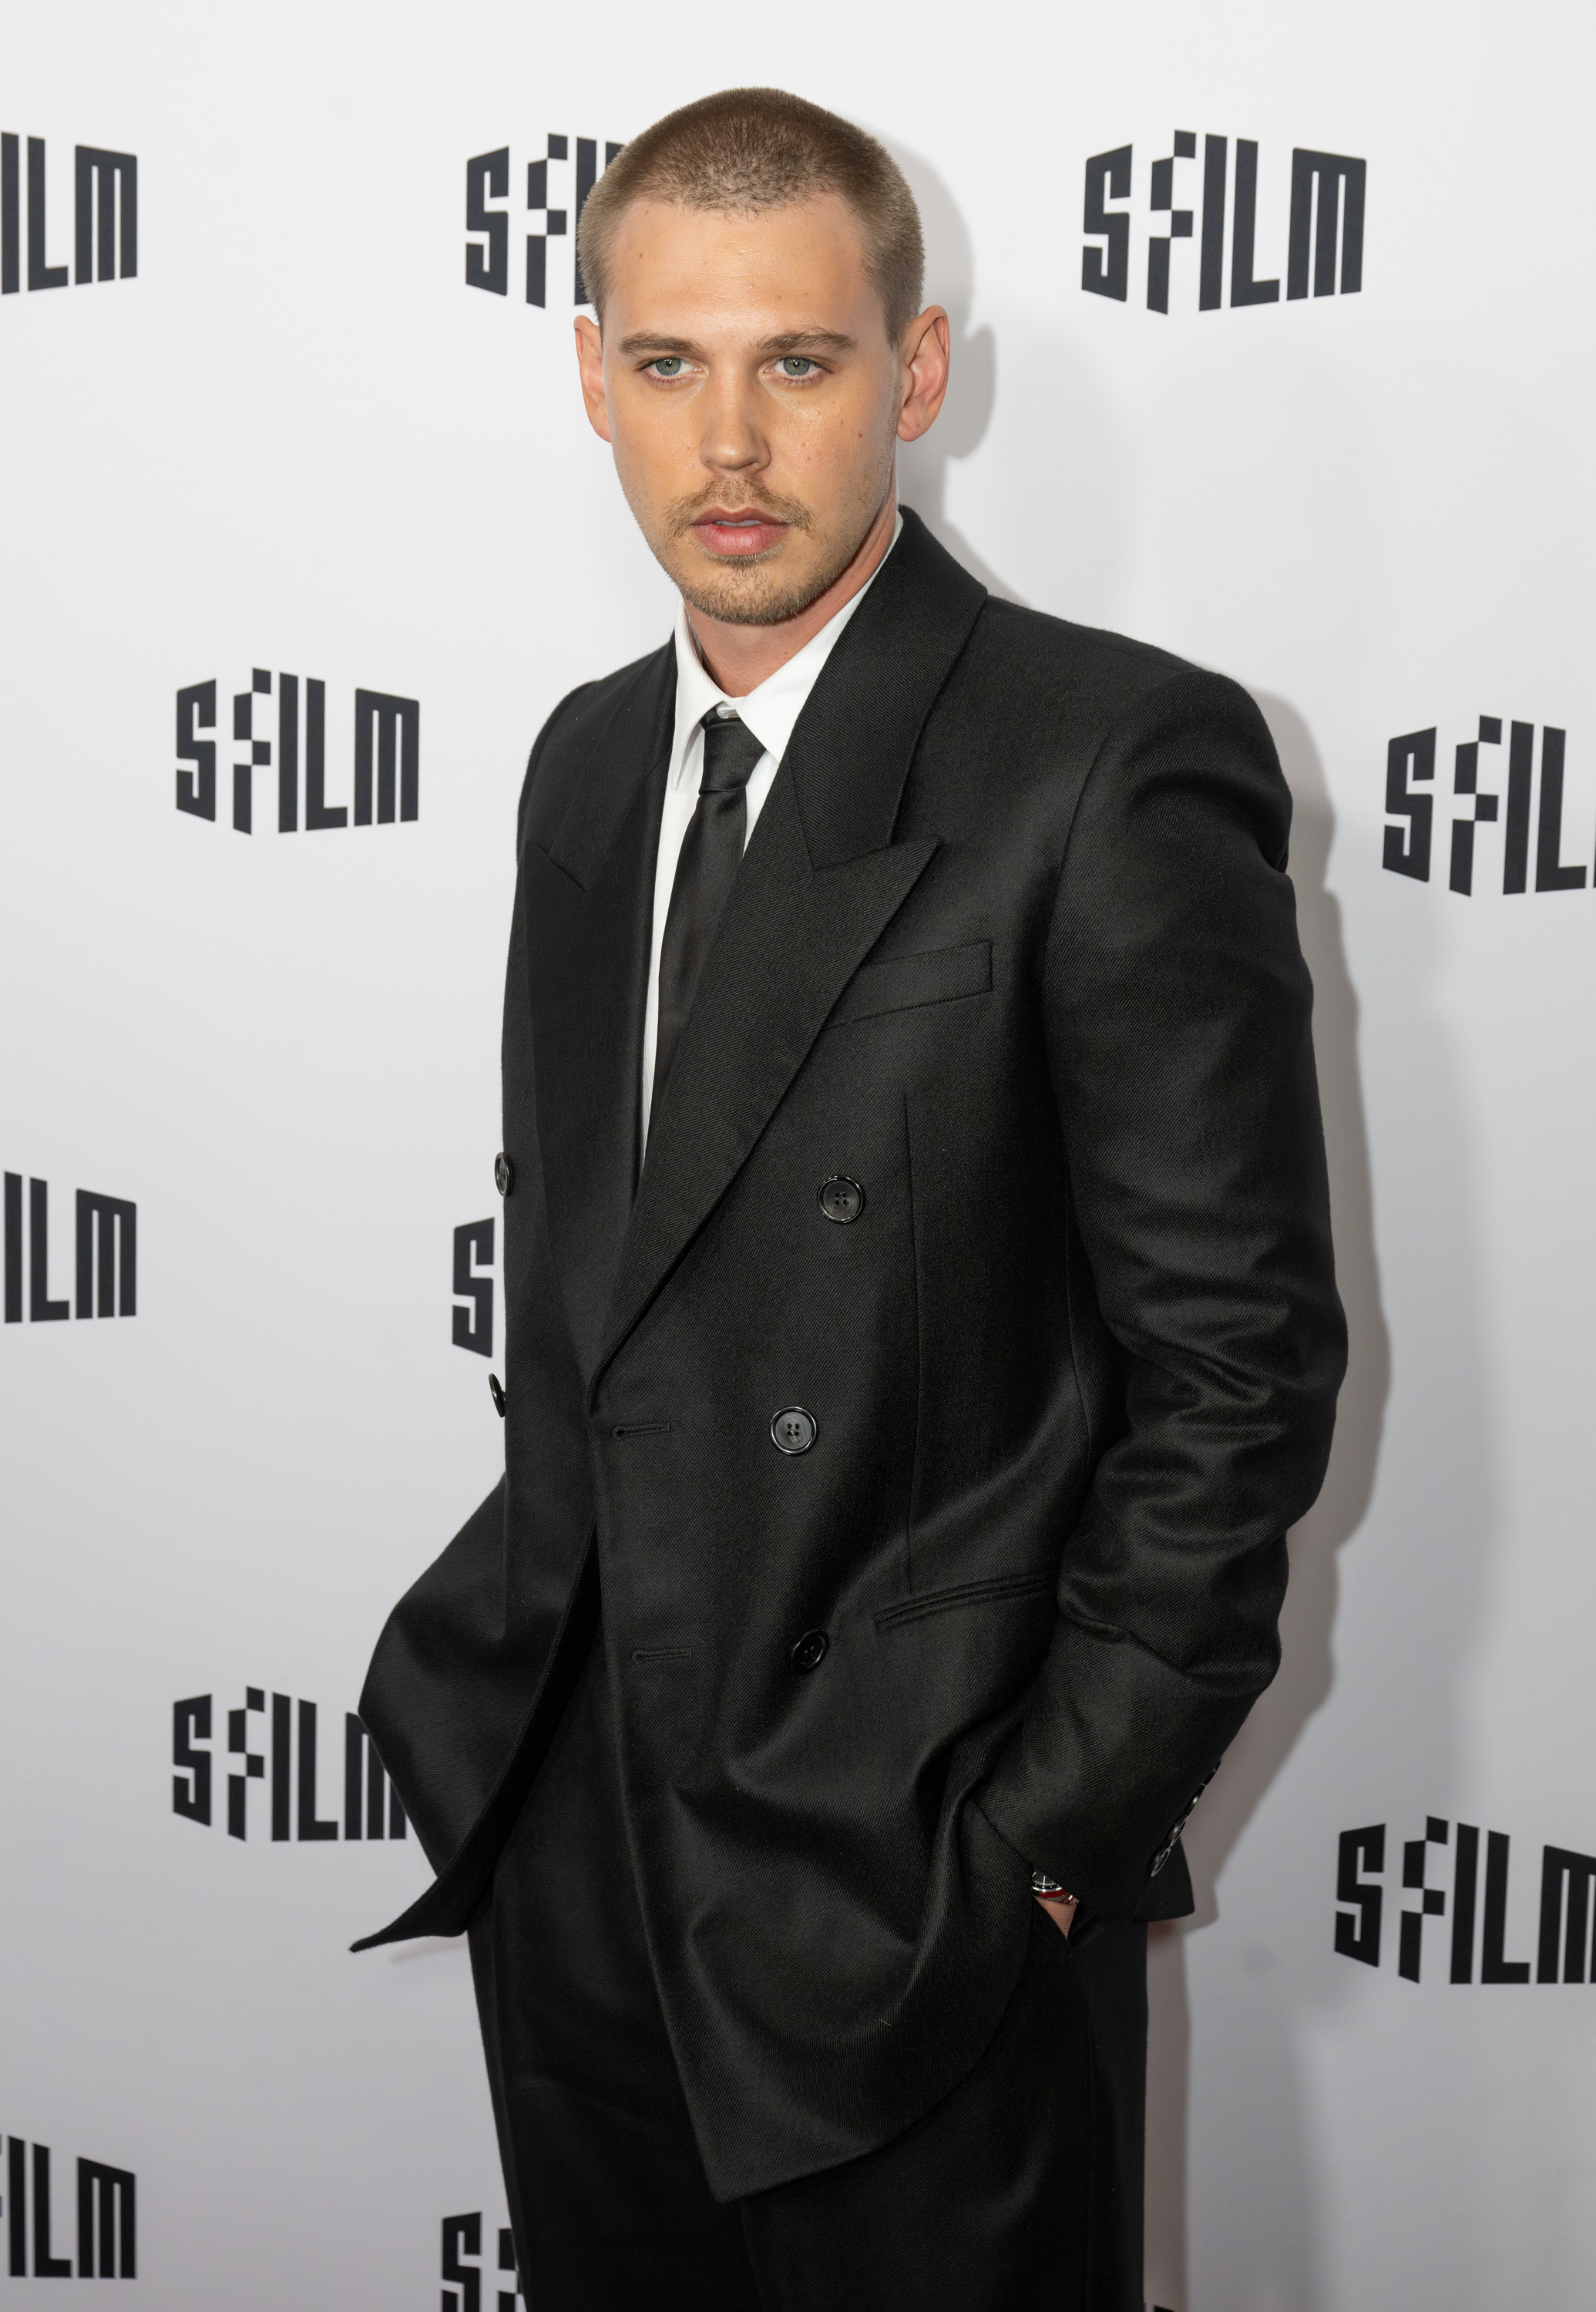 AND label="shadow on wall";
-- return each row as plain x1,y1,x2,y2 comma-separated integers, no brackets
1144,697,1393,2310
881,139,1022,605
